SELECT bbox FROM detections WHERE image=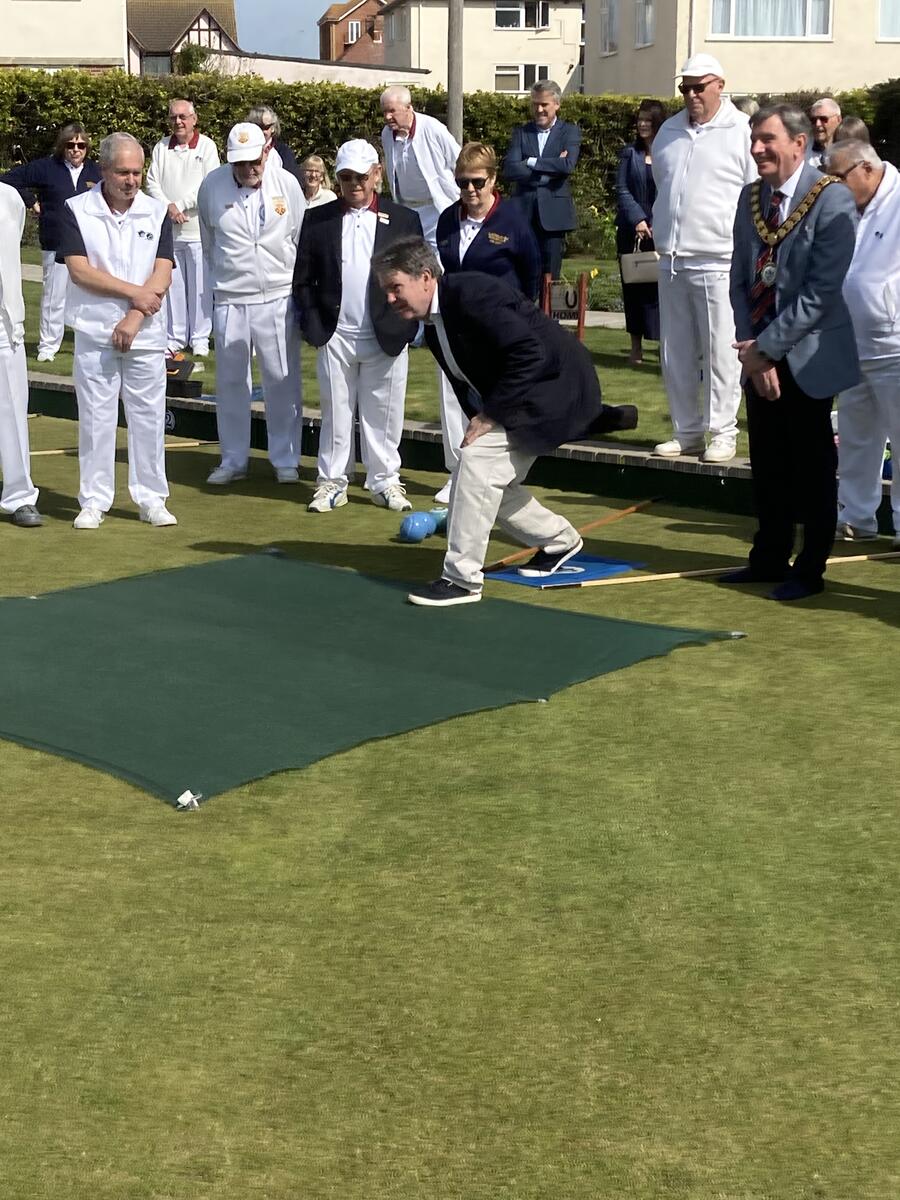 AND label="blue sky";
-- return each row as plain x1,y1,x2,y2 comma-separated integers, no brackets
236,0,320,58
